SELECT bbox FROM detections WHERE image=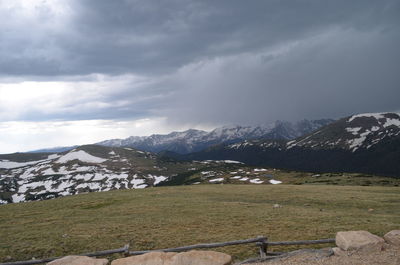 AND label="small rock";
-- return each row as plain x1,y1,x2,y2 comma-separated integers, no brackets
384,230,400,246
368,208,374,212
273,204,282,208
47,256,108,265
382,242,391,251
332,247,347,256
336,231,385,252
